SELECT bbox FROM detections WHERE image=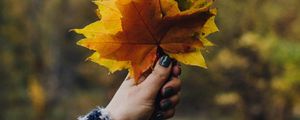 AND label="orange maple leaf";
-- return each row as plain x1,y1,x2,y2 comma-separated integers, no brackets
74,0,218,83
